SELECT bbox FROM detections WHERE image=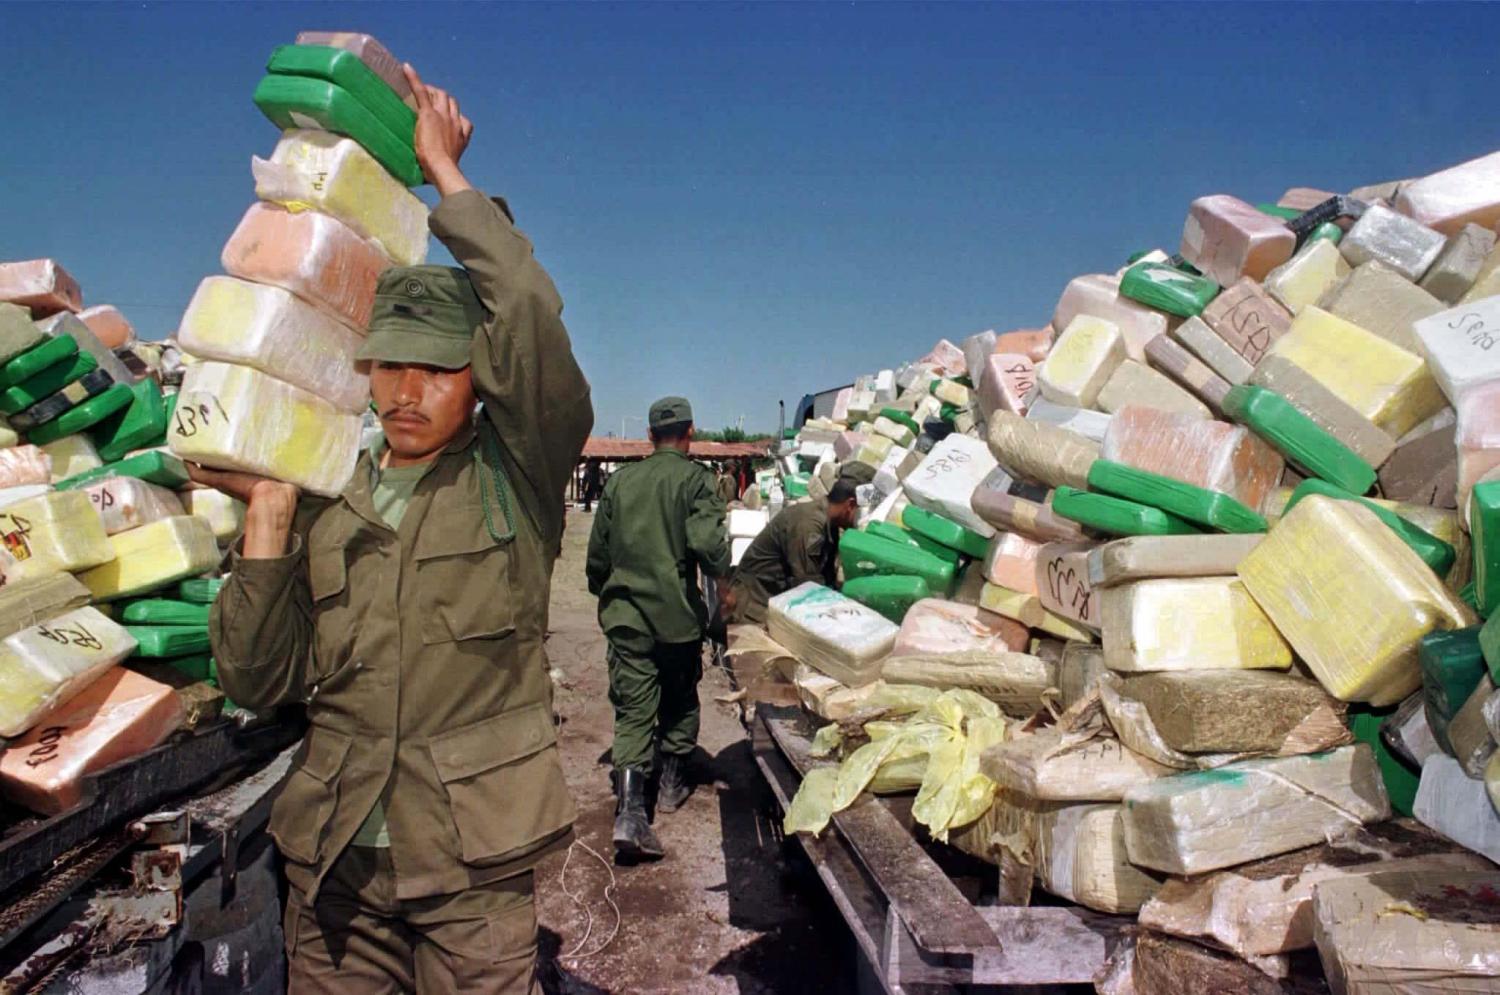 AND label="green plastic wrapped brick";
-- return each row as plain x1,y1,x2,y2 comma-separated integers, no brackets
25,382,134,445
162,654,213,683
1086,460,1266,533
90,377,168,462
877,407,921,435
126,625,212,659
1421,626,1487,723
1308,222,1343,245
1462,580,1480,614
1471,480,1500,618
178,578,224,605
0,351,98,415
901,505,990,558
121,599,212,626
838,529,957,595
55,450,192,491
10,367,115,432
783,473,810,499
865,521,960,566
1347,705,1419,817
0,304,44,364
1222,384,1376,495
266,44,416,144
1283,479,1455,577
253,75,422,186
1483,611,1500,684
1051,485,1202,537
842,575,930,624
0,336,78,390
1256,203,1302,221
1118,262,1220,318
